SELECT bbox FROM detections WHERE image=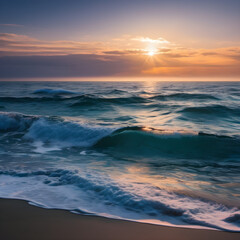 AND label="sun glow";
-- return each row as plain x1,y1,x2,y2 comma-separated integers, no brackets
145,45,158,56
147,50,157,56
